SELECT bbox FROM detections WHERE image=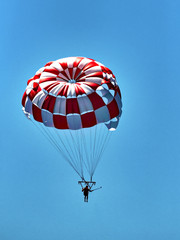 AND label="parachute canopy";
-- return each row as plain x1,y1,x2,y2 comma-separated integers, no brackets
22,57,122,131
22,57,122,181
